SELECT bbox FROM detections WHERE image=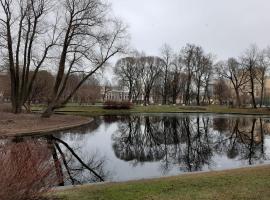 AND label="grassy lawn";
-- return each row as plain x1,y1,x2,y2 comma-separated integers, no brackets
55,165,270,200
33,104,270,117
